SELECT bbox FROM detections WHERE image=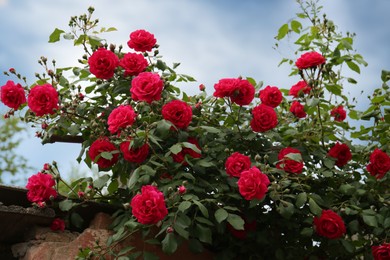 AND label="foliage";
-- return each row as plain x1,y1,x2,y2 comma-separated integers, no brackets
1,1,389,259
